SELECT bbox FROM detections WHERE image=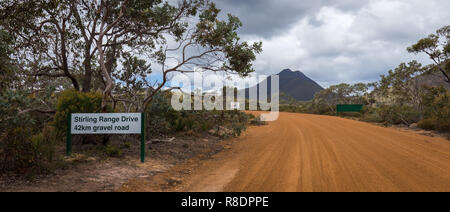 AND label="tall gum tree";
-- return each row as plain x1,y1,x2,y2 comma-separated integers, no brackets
1,0,262,112
408,25,450,84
